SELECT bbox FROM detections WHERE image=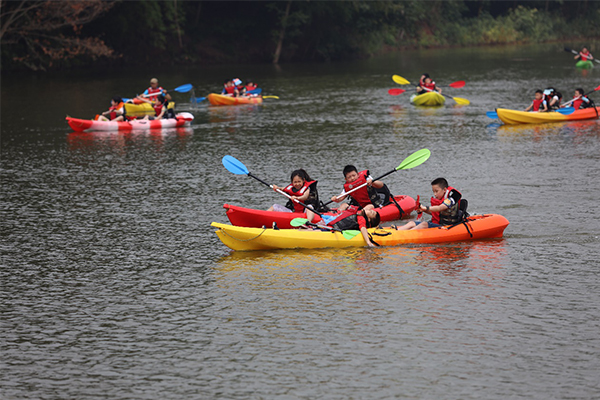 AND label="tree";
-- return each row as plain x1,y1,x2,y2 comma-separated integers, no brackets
0,0,116,70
